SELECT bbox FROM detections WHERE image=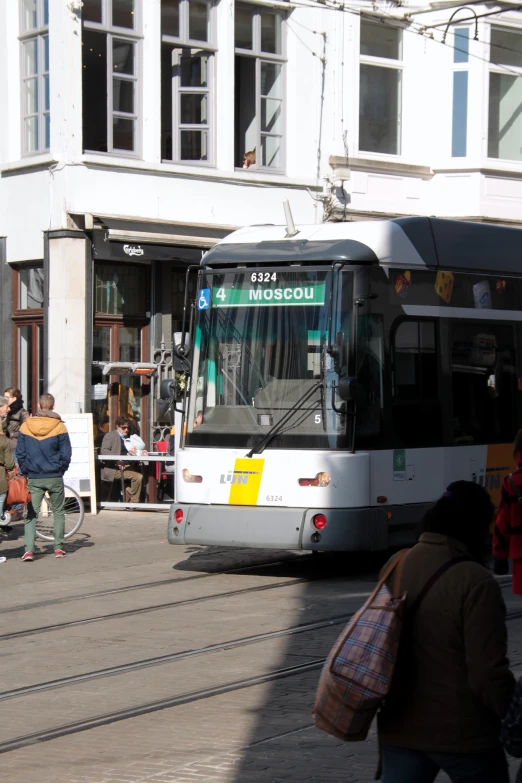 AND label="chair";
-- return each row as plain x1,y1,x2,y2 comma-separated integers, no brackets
153,440,173,502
